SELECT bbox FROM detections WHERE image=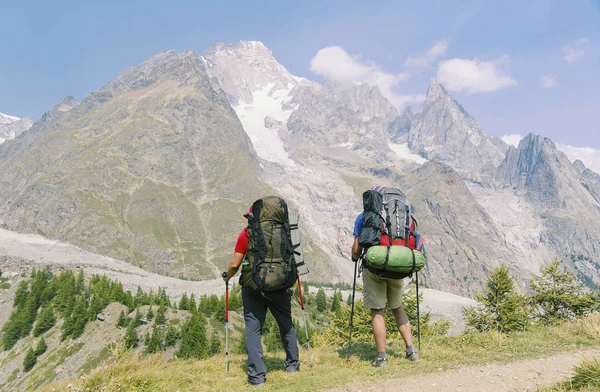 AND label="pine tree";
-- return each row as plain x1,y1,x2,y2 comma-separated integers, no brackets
70,296,89,339
34,337,47,356
145,326,164,354
21,294,39,337
347,292,353,306
189,294,197,314
23,348,37,371
134,311,142,327
155,304,167,325
33,304,56,337
176,312,208,359
124,319,139,349
88,293,104,322
2,311,24,350
316,288,327,312
209,331,221,356
264,322,282,352
530,261,597,325
135,286,148,307
236,327,247,354
330,290,341,314
463,265,530,332
116,310,129,328
165,325,179,347
12,280,28,308
76,269,85,294
147,306,154,321
179,293,189,310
